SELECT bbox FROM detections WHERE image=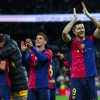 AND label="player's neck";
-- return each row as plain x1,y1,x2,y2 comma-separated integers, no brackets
37,45,45,52
76,36,85,41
